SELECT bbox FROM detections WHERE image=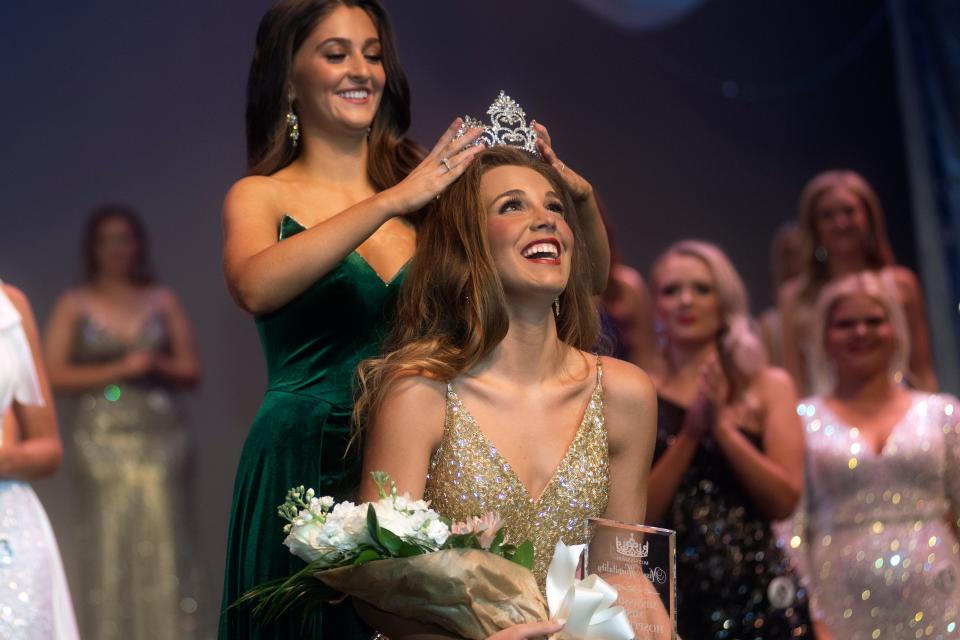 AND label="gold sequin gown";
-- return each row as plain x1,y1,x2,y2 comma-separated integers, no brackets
424,358,609,587
67,311,203,639
798,393,960,638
